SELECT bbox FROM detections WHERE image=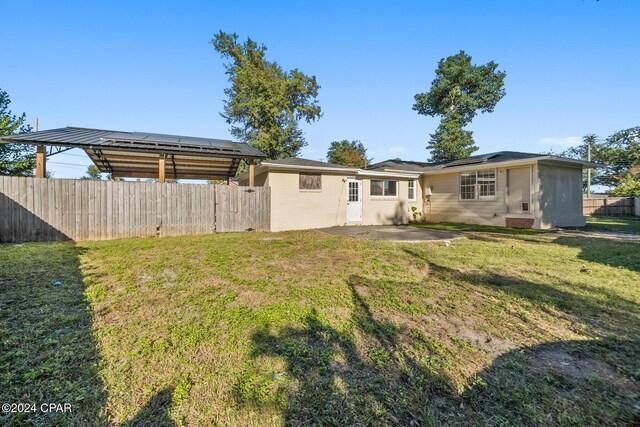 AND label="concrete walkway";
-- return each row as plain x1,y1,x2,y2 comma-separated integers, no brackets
317,225,461,242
